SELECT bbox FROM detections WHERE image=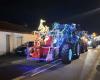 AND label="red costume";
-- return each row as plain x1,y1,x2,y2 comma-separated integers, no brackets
31,41,40,58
